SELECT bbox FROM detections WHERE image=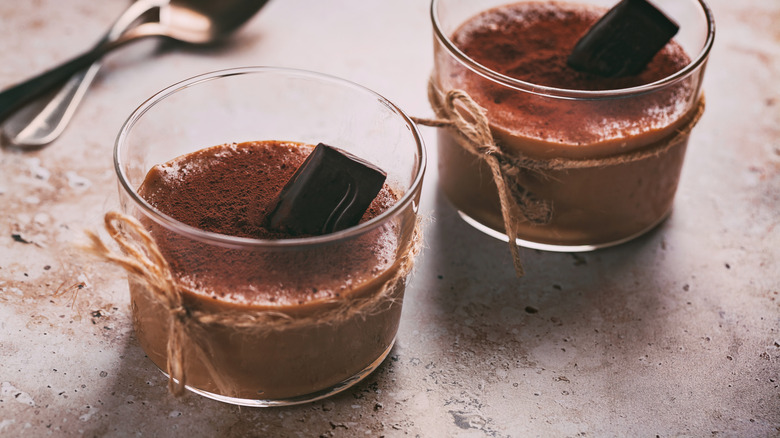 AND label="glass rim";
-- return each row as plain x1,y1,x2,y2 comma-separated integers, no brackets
114,66,427,248
430,0,716,100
